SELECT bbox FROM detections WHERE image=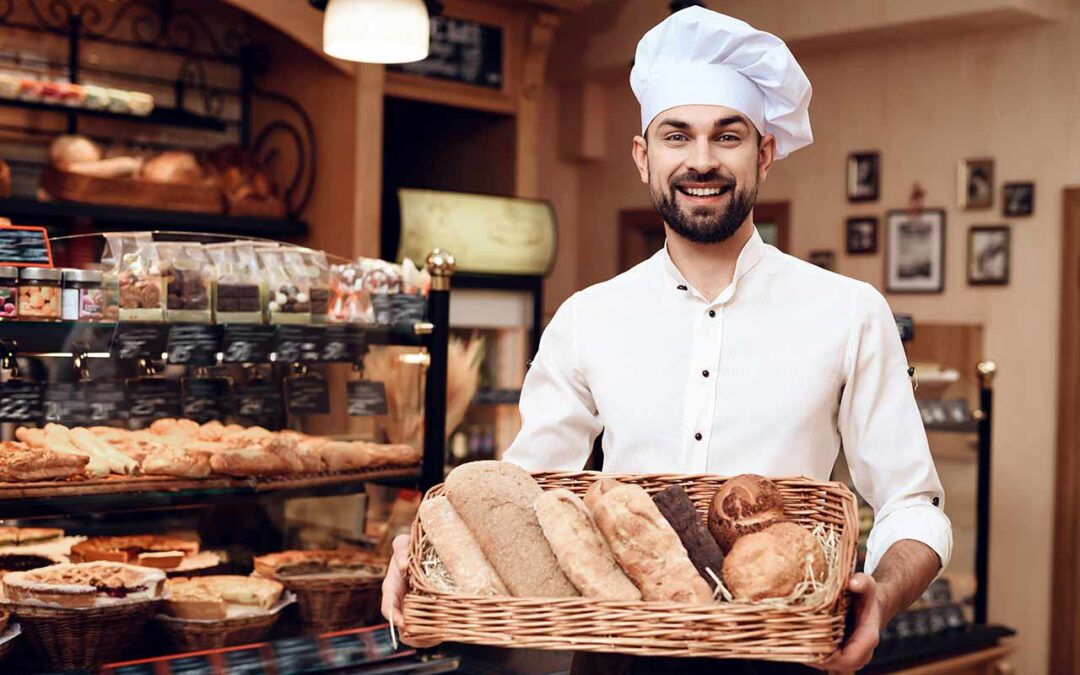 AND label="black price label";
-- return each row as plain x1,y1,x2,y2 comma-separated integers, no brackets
894,313,915,342
285,374,330,415
0,379,42,423
273,636,326,672
84,380,128,422
321,324,366,363
233,380,283,425
183,377,232,422
0,225,52,266
125,378,182,420
44,381,89,424
167,324,222,366
112,322,170,360
347,380,388,417
223,647,272,674
164,654,215,674
221,324,276,363
107,664,158,675
274,325,323,364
